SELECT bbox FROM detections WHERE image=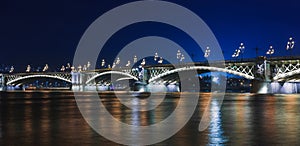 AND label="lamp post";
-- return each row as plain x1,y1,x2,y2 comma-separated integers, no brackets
154,52,158,61
83,65,87,71
158,57,163,64
116,57,120,65
26,65,31,72
43,64,49,72
286,37,295,50
101,59,105,68
176,49,181,64
112,62,116,69
239,42,245,61
126,60,131,67
232,49,240,61
77,65,82,72
266,45,275,58
133,55,138,63
140,59,146,66
180,54,185,63
9,66,14,73
286,37,295,57
87,61,91,70
204,46,210,58
60,65,65,72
